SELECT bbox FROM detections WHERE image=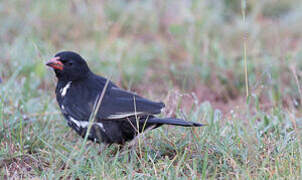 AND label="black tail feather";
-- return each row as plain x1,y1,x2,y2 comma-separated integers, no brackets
146,117,203,127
